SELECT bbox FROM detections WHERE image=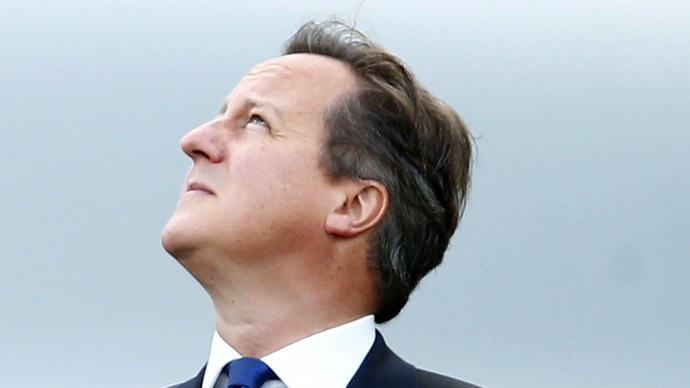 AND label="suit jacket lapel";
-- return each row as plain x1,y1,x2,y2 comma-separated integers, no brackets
167,366,205,388
347,331,419,388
